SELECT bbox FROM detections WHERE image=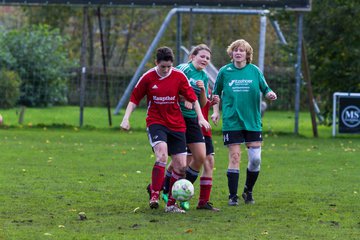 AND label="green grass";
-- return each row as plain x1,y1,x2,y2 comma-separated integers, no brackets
0,107,359,239
0,105,355,138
